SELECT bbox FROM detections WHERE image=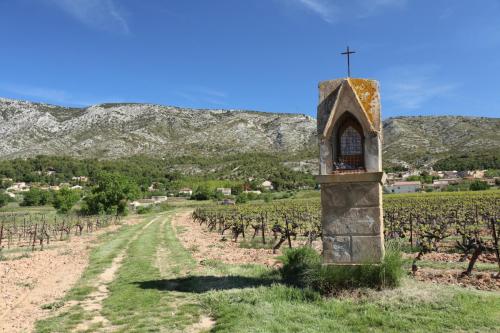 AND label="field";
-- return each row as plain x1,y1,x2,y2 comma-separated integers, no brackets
0,192,499,332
